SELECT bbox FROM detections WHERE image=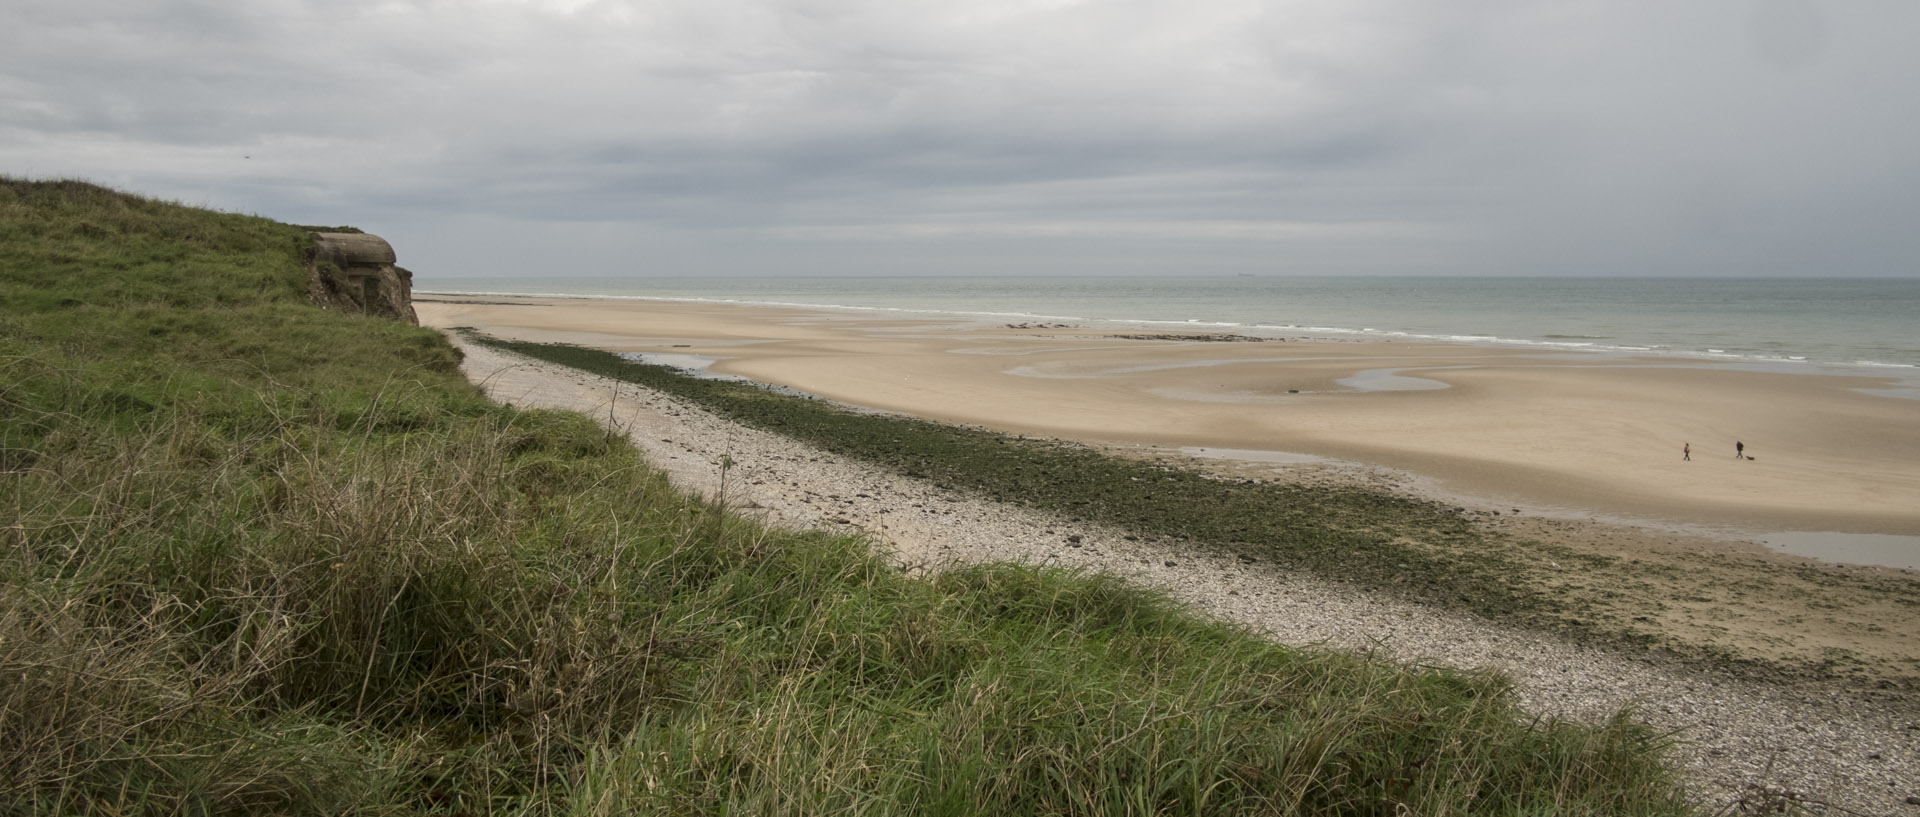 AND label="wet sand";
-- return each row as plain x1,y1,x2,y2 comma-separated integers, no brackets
420,295,1920,544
